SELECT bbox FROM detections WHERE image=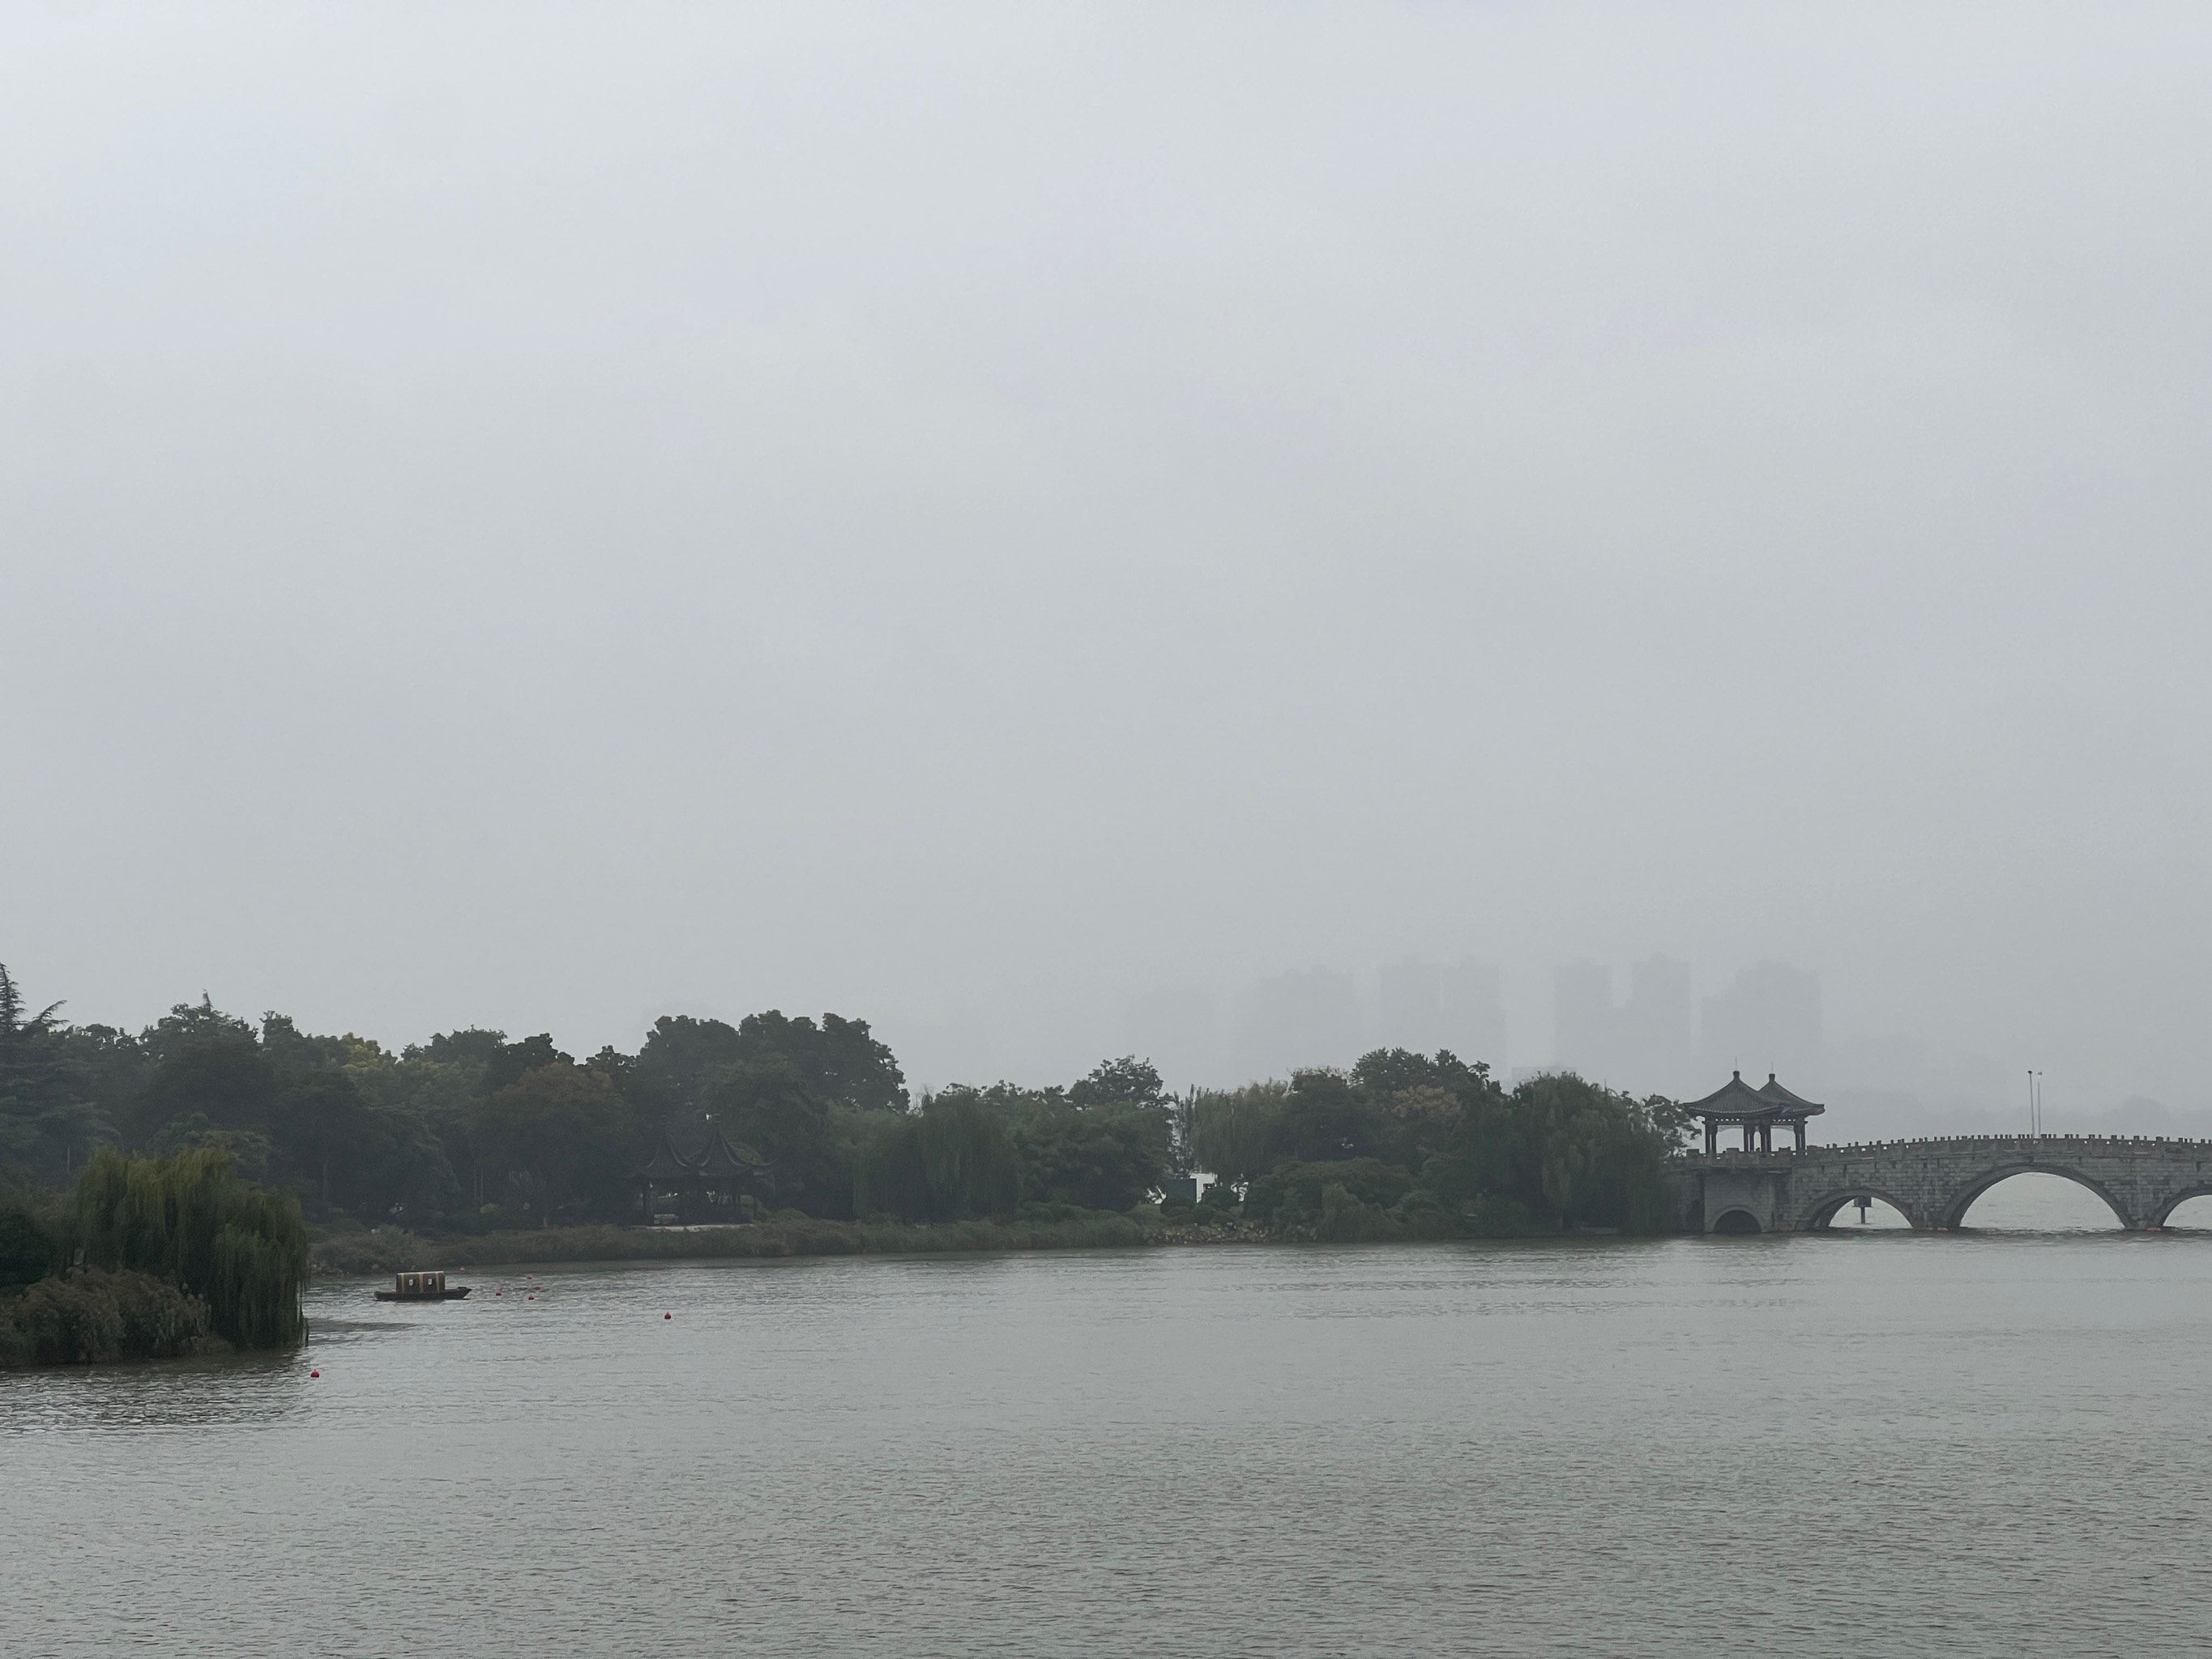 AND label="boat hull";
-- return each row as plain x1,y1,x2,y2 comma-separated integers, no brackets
372,1287,472,1301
